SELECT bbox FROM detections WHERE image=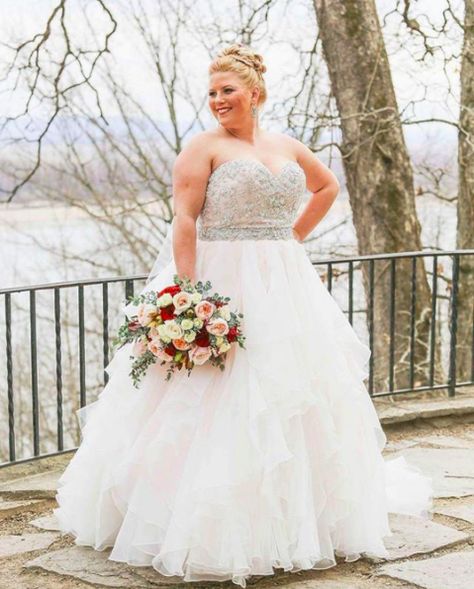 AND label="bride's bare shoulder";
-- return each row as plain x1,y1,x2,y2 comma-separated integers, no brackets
173,131,217,176
181,130,218,153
